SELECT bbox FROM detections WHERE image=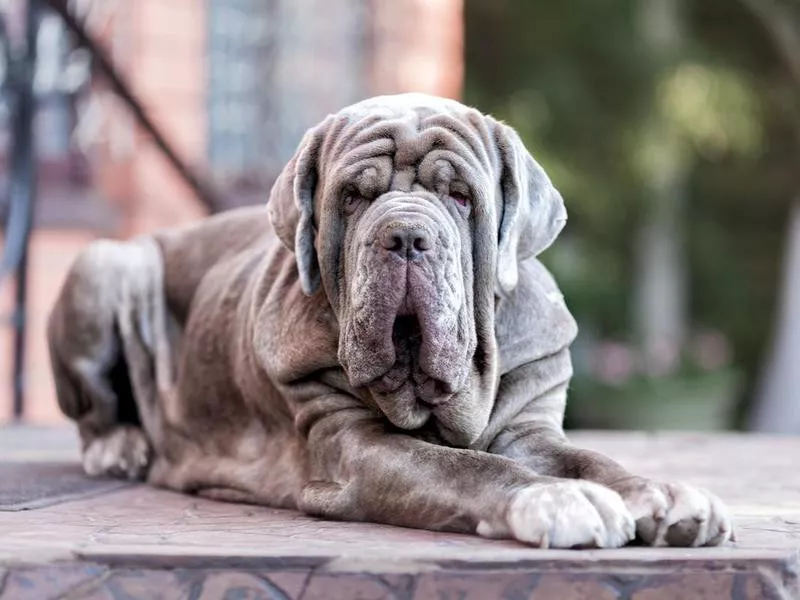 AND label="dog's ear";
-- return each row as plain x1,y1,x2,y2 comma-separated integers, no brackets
267,118,331,296
494,122,567,294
